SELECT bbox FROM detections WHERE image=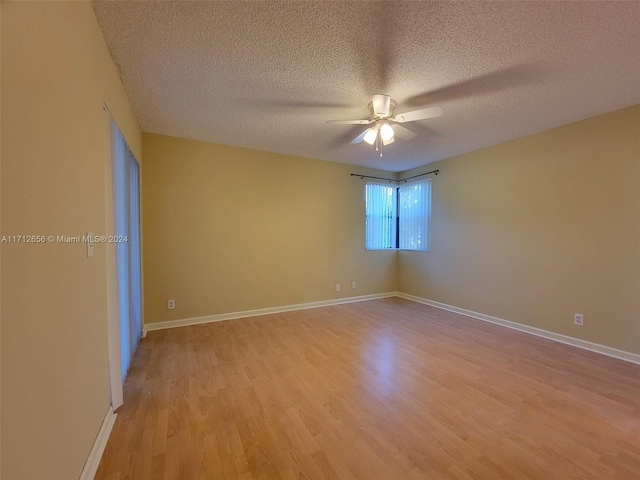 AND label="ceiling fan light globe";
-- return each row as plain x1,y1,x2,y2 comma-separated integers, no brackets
363,128,378,145
380,123,394,142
